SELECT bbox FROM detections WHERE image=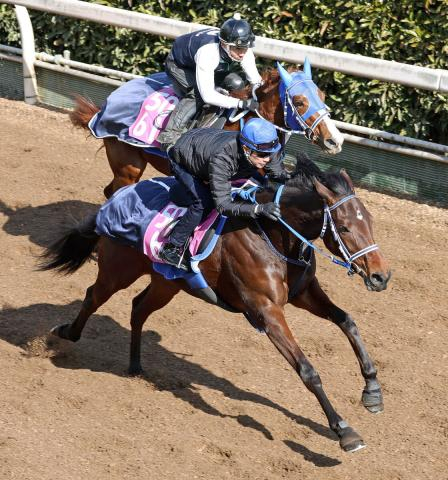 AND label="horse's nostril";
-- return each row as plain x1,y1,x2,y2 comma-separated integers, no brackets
325,138,336,147
371,273,386,285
